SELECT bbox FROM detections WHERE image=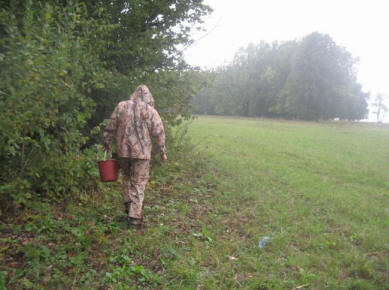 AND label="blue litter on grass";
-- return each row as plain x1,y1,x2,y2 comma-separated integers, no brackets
258,236,271,248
